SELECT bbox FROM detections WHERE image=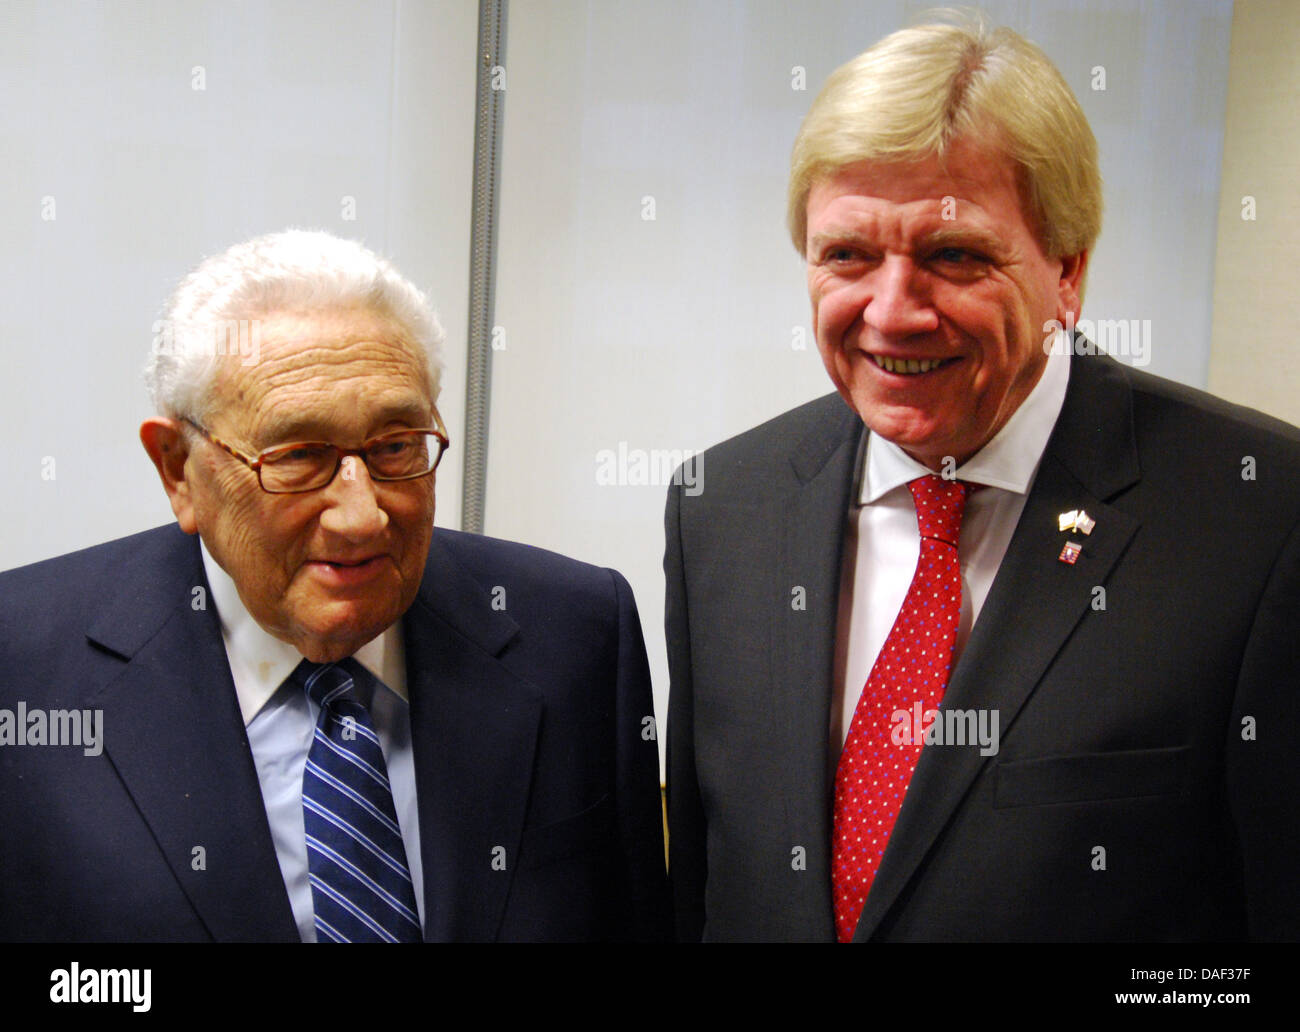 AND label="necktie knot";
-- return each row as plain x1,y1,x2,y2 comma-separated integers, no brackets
291,658,367,711
908,475,971,547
